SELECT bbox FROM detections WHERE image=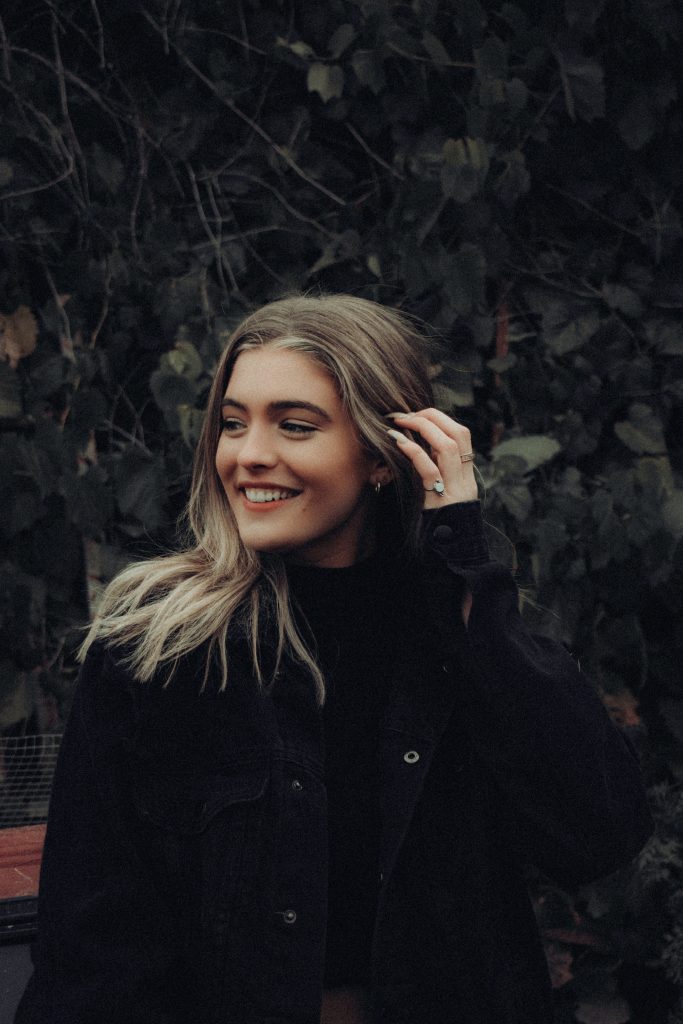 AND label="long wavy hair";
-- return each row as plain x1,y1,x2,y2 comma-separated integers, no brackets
81,294,434,702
